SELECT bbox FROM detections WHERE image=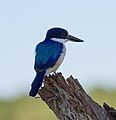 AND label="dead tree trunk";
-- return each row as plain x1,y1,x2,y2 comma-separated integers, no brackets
38,73,116,120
